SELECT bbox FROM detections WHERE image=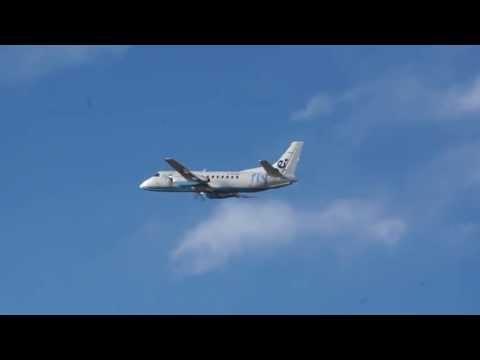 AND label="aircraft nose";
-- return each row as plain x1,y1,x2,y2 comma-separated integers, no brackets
139,179,149,189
